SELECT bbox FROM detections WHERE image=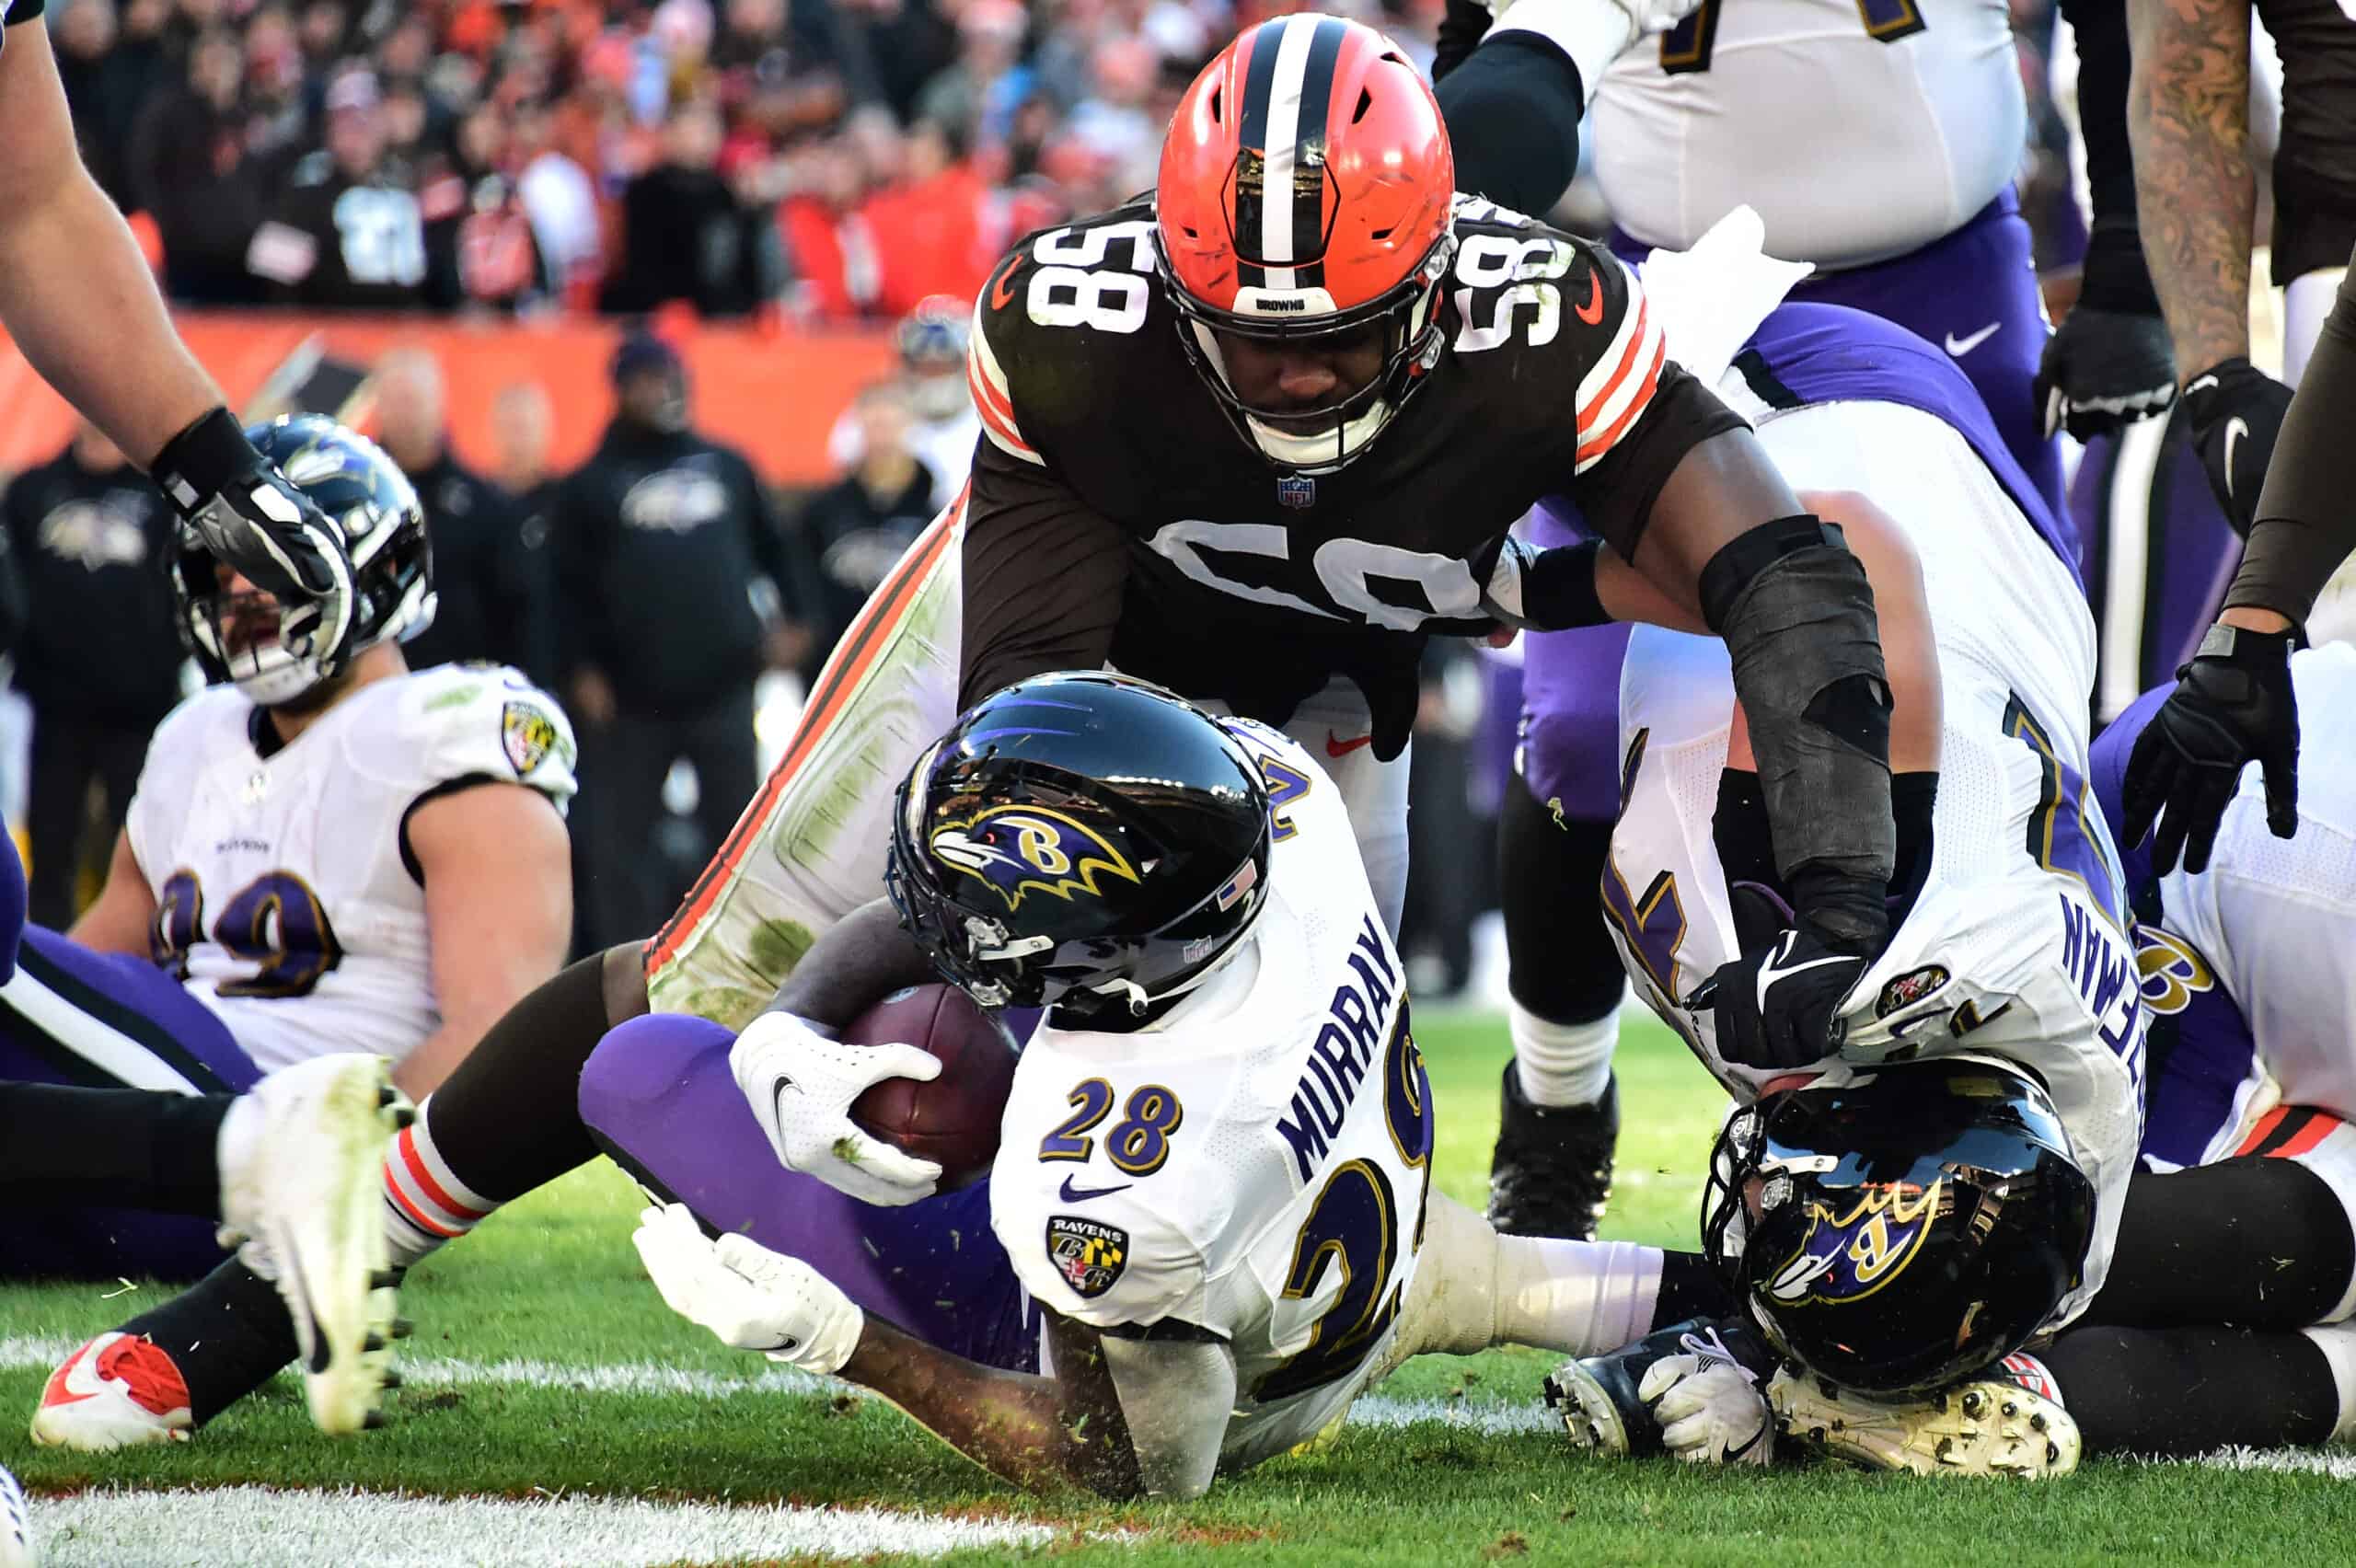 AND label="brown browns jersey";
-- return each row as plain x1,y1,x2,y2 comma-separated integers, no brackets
959,193,1742,757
